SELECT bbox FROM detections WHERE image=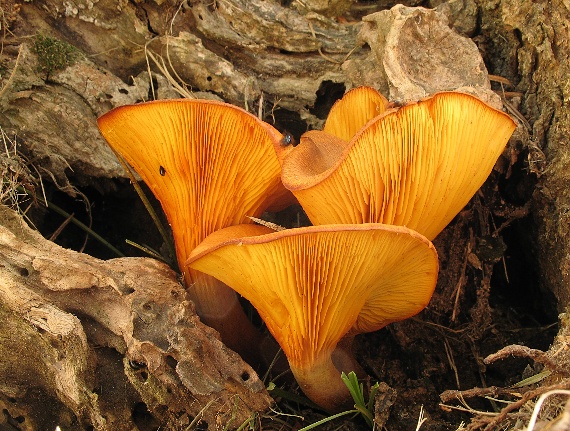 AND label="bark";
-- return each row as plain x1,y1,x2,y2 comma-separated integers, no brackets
496,0,570,311
0,205,271,430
